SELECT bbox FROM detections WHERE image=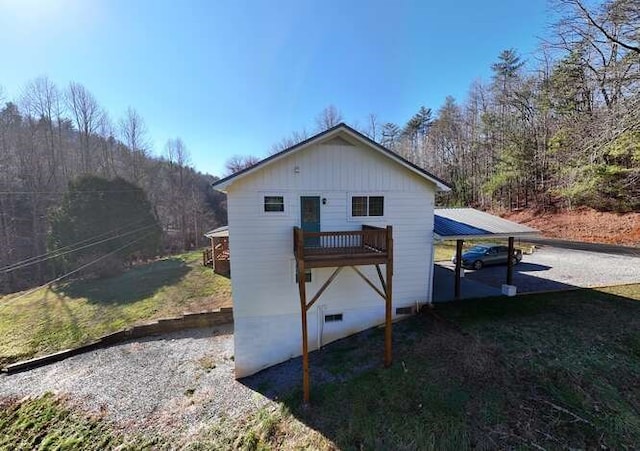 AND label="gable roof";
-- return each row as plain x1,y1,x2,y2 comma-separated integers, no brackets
212,123,451,192
204,225,228,239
